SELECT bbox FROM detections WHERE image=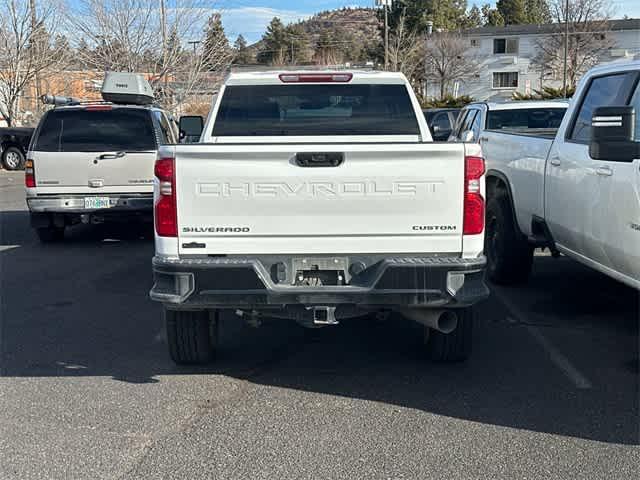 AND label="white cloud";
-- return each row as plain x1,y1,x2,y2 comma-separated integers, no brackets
221,7,312,43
